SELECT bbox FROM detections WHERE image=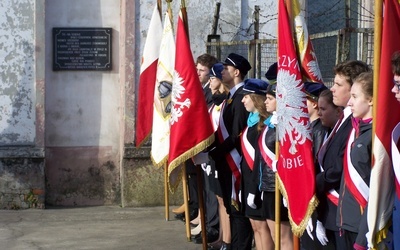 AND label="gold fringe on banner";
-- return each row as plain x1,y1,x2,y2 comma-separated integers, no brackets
277,175,319,237
167,135,215,193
